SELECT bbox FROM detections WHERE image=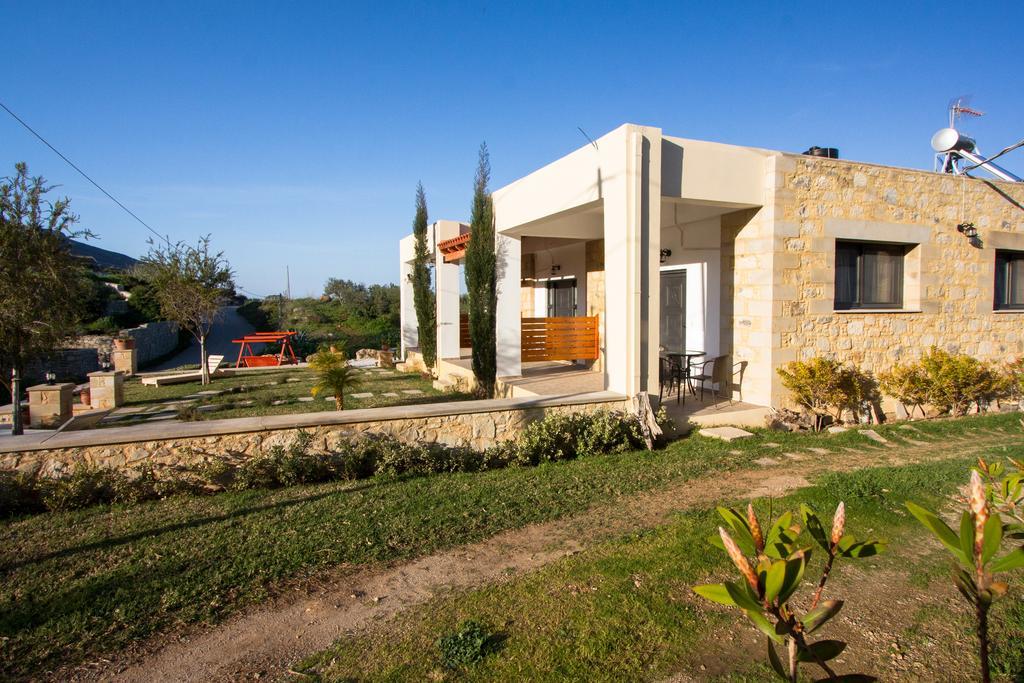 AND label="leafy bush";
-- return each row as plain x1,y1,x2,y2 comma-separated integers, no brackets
879,361,930,419
39,466,120,511
437,620,496,669
1002,356,1024,405
0,471,43,517
907,465,1024,681
507,410,647,466
693,502,885,681
777,358,878,429
918,347,1003,416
